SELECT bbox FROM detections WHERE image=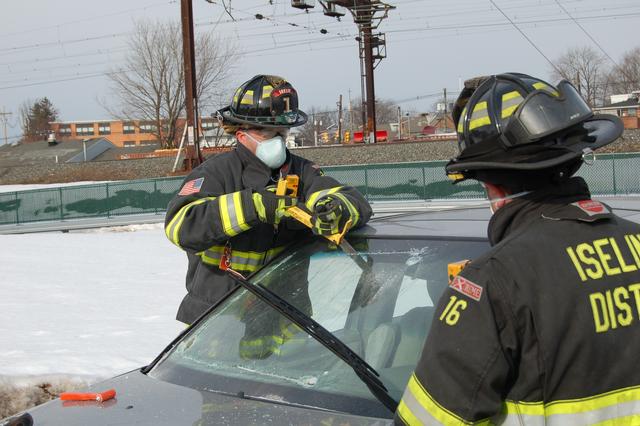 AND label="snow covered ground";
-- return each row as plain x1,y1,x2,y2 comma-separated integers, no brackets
0,181,108,193
0,223,186,386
